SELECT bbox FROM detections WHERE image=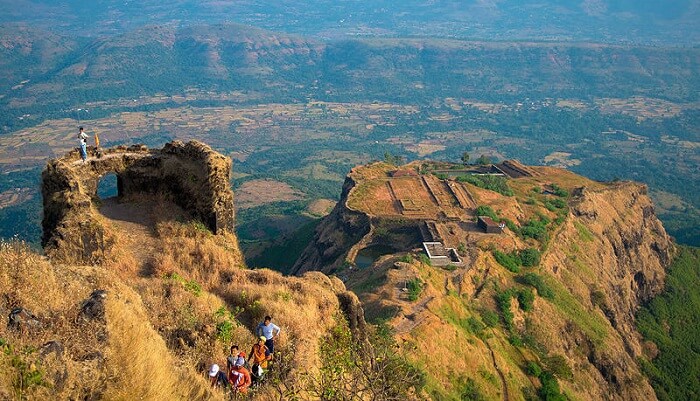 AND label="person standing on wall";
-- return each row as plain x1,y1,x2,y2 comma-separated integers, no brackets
256,315,281,355
78,126,88,163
